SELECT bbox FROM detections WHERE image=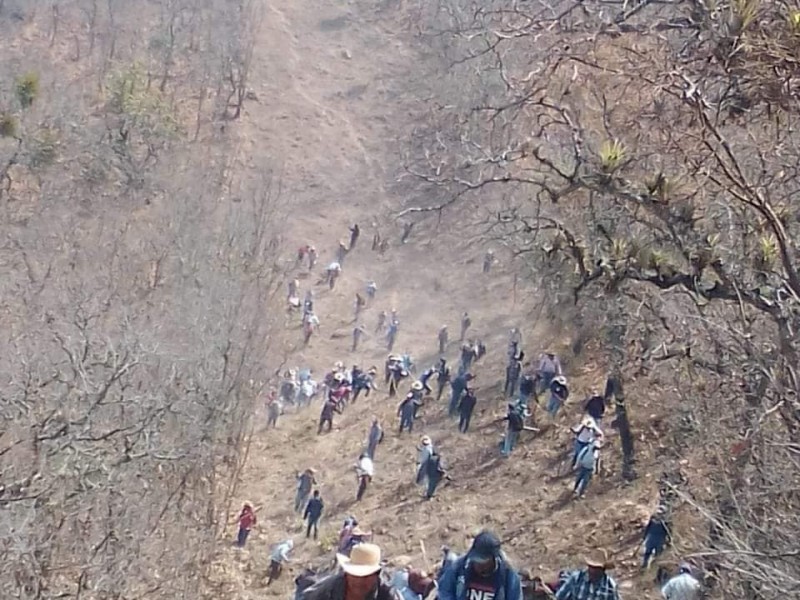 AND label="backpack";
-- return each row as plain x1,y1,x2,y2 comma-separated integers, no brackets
509,411,525,432
577,445,596,471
